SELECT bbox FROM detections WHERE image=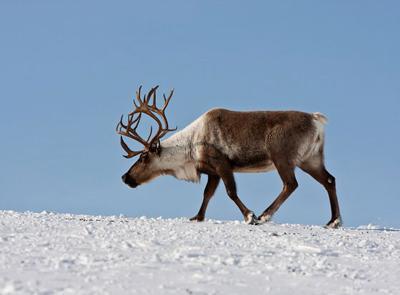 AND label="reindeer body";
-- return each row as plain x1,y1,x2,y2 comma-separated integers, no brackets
160,109,326,178
118,87,342,228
